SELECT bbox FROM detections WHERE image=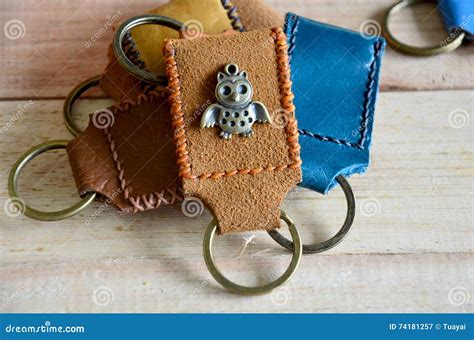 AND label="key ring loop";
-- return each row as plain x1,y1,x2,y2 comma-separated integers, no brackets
383,0,465,55
113,14,185,85
63,75,101,137
203,210,302,295
8,140,96,221
268,175,355,254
